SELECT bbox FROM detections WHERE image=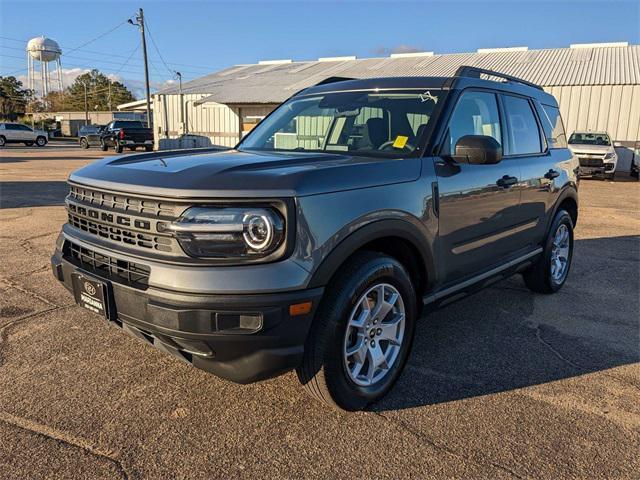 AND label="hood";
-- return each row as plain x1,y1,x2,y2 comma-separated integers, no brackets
568,144,614,155
69,149,422,198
